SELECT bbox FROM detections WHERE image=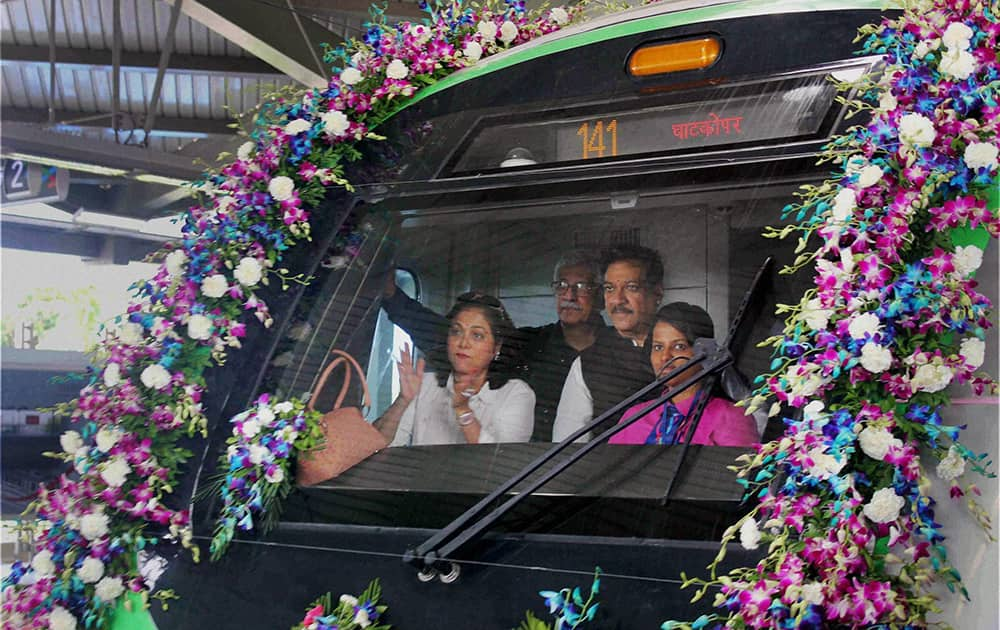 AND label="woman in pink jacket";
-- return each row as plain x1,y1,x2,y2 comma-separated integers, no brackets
608,302,758,447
